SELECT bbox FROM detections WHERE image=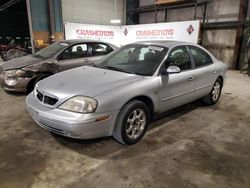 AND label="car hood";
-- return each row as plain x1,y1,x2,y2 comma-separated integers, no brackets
37,66,144,100
0,55,45,70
